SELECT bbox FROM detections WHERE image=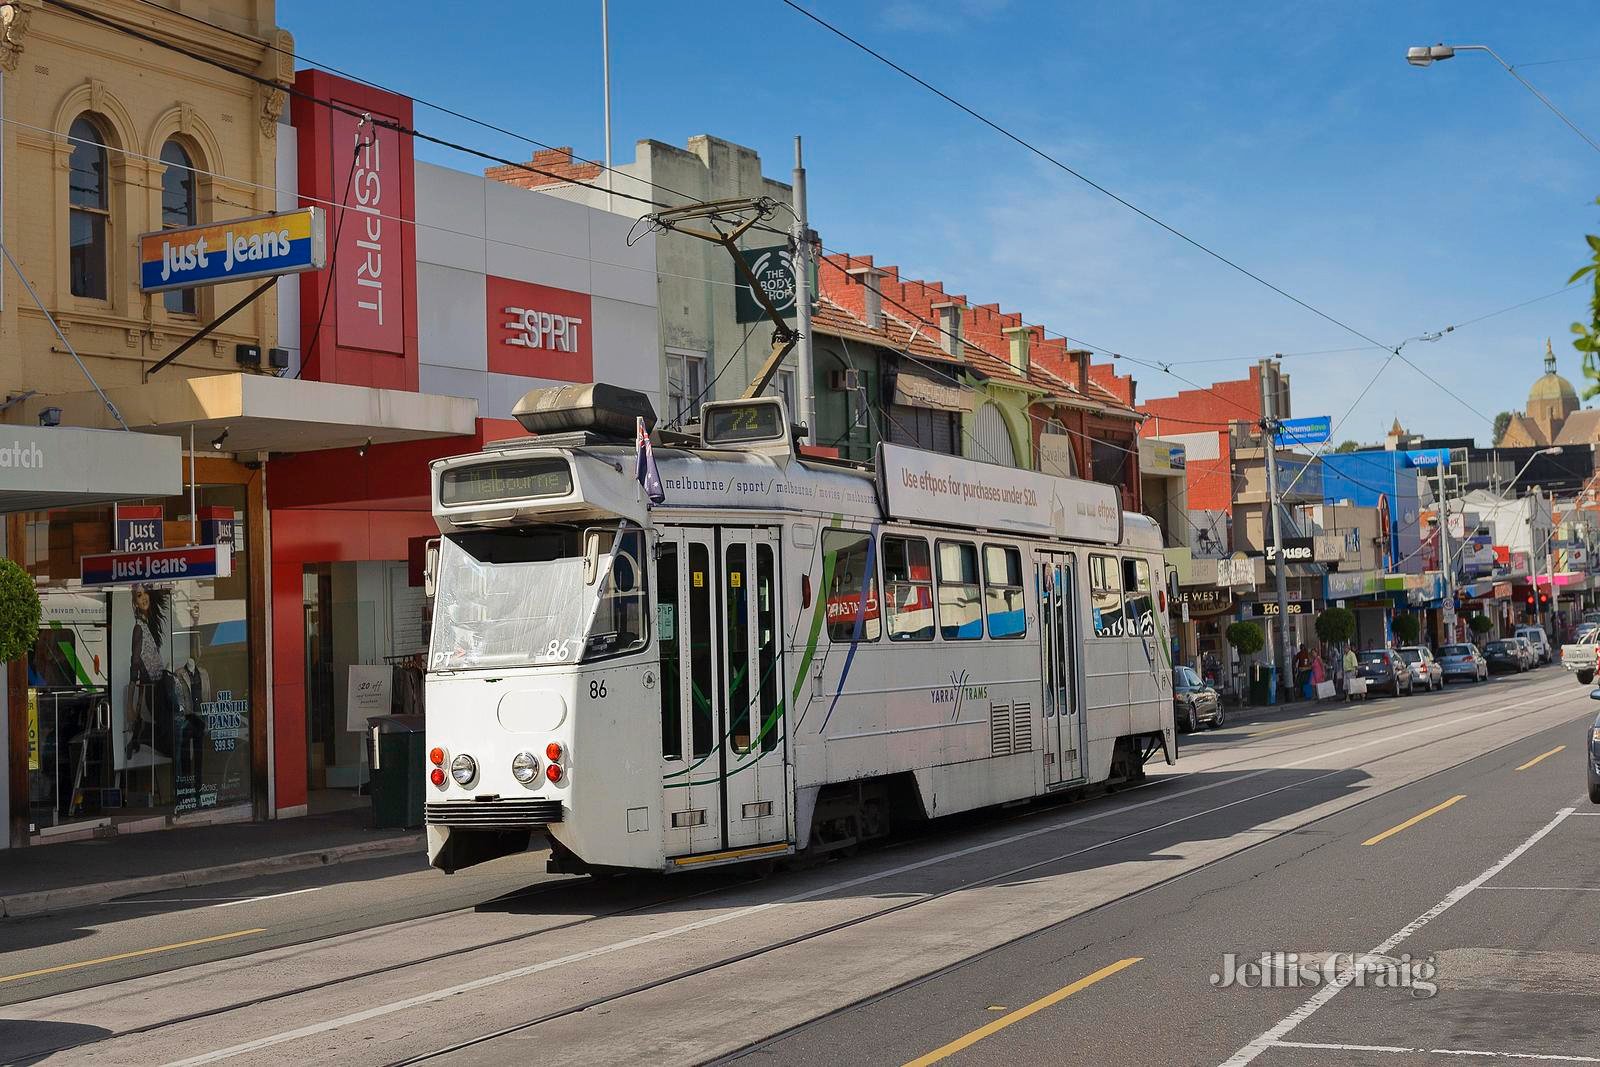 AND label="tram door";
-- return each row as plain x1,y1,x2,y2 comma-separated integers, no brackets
1038,552,1086,786
658,527,789,858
